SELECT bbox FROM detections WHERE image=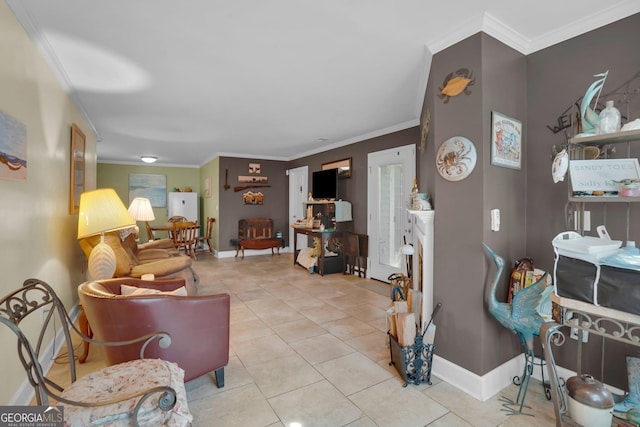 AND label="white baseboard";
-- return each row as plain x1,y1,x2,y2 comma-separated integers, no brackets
10,304,81,405
217,246,291,259
432,354,523,401
432,353,624,402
